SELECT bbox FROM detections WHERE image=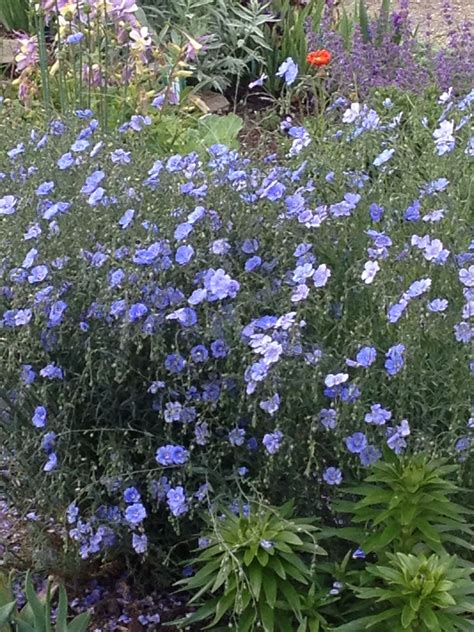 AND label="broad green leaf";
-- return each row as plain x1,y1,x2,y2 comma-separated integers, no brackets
15,620,35,632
